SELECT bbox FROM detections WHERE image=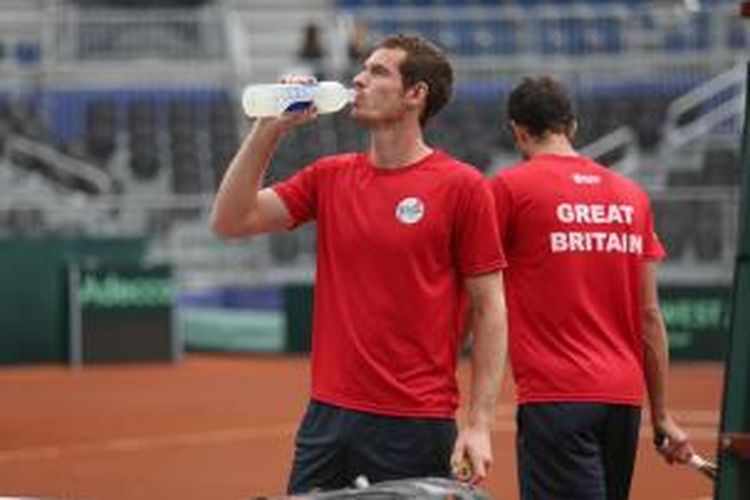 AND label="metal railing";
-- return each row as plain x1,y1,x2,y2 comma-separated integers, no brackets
661,63,747,163
5,134,114,195
52,4,227,62
580,126,641,177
